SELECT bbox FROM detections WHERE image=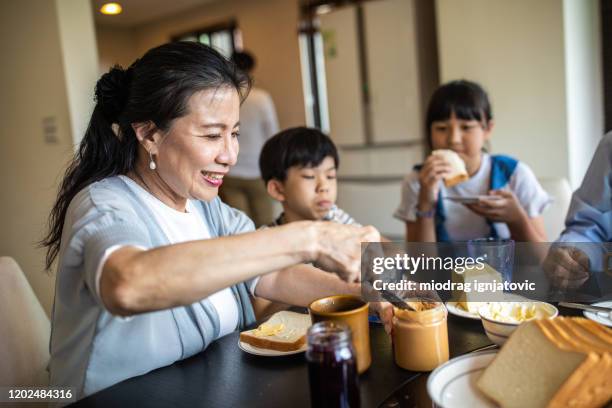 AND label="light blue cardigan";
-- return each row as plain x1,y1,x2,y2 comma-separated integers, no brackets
49,176,257,399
